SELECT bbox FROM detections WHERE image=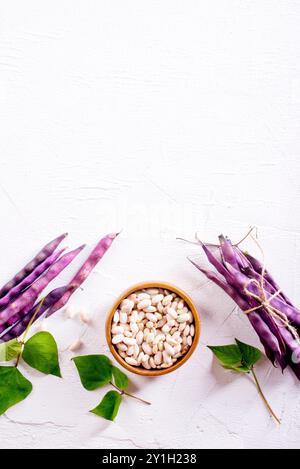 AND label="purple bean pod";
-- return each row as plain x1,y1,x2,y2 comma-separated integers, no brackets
189,260,249,310
0,233,67,298
244,252,293,307
218,235,239,270
0,245,84,329
0,248,65,310
0,286,70,342
189,259,284,367
47,233,118,317
225,262,300,329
